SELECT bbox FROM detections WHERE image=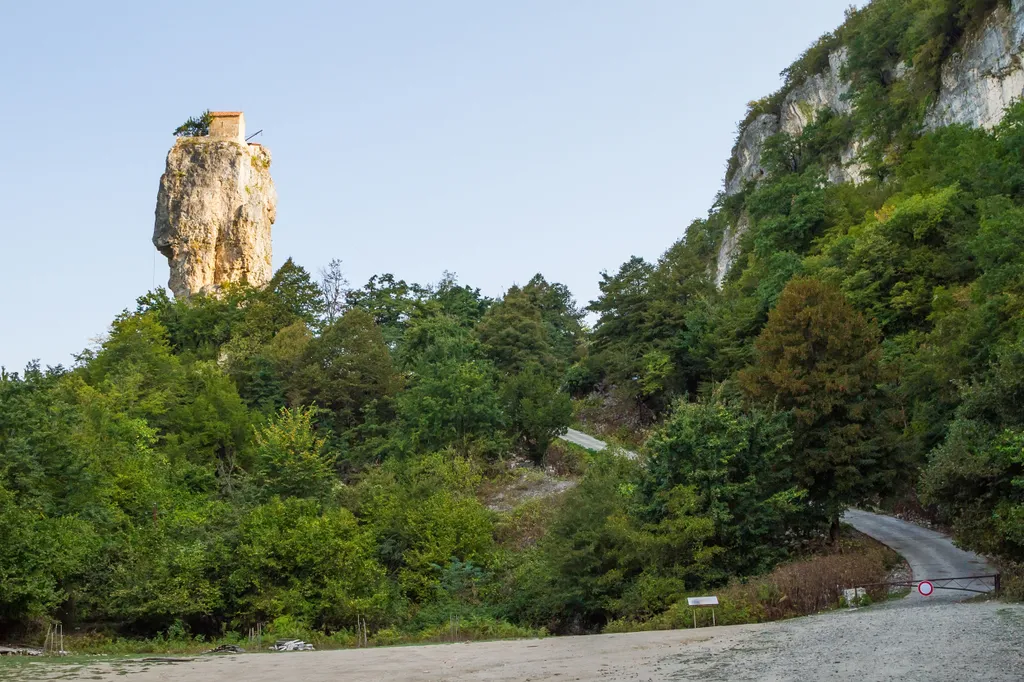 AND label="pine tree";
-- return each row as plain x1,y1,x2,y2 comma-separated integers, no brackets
740,277,890,540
